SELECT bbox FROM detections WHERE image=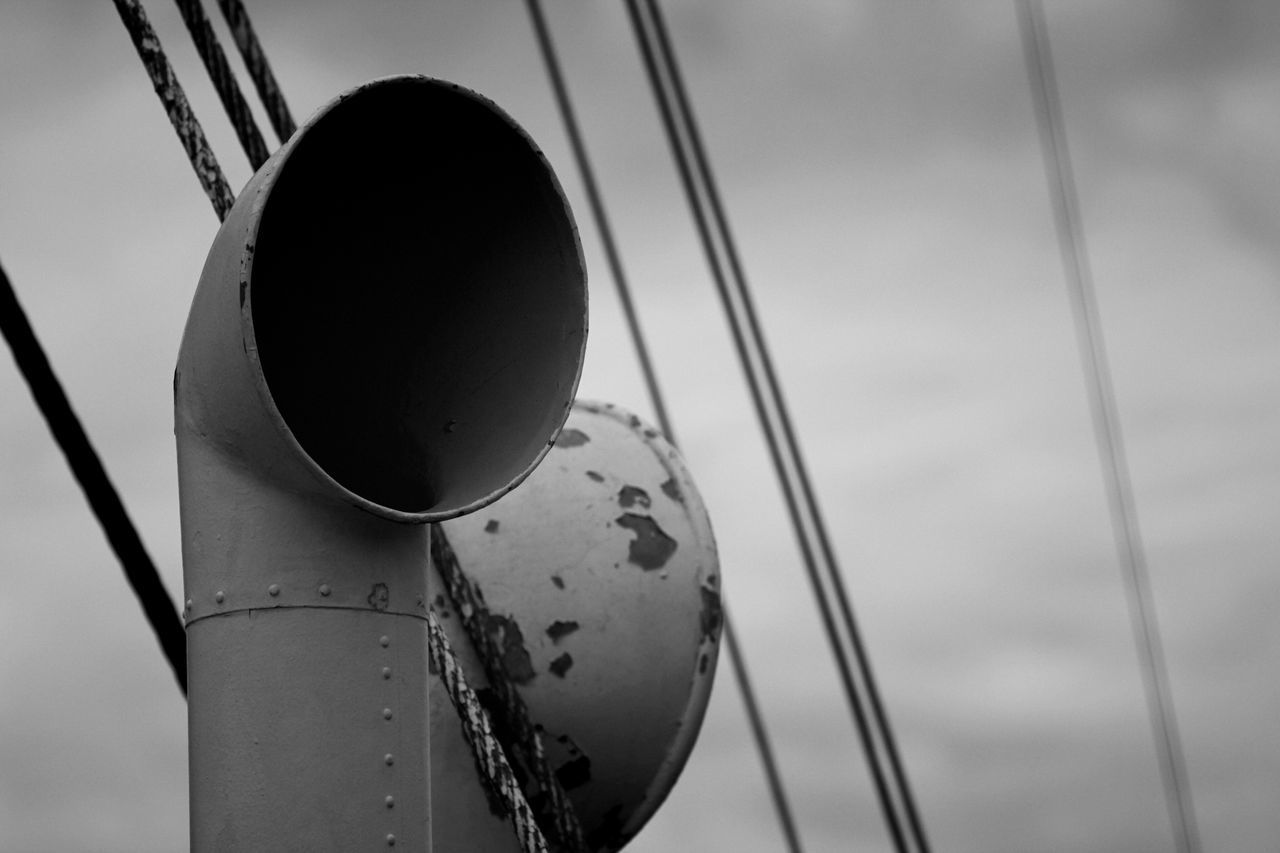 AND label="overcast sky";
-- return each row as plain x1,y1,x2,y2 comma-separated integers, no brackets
3,2,1280,851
